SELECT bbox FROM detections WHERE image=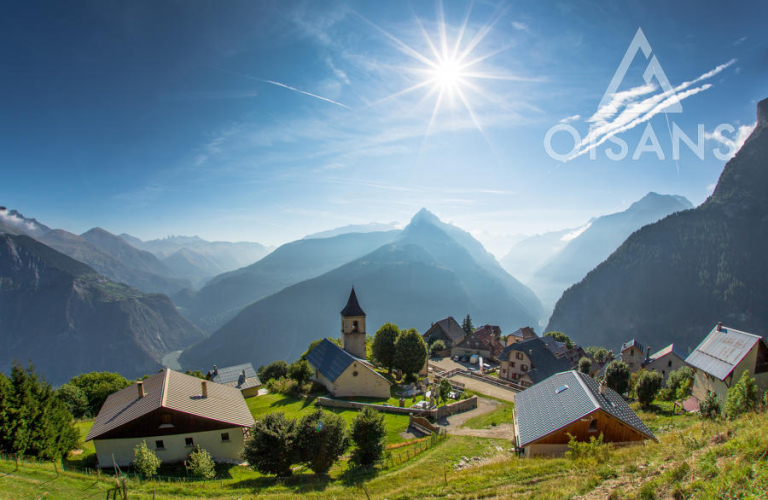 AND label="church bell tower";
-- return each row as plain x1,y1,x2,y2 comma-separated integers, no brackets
341,287,367,359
